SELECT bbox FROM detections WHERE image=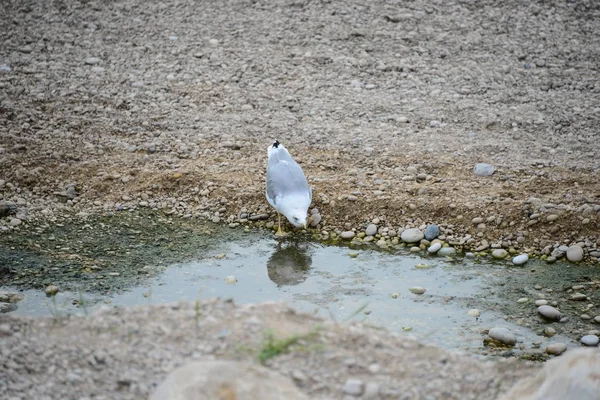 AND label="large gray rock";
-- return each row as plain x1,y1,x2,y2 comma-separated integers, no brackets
499,348,600,400
150,360,308,400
